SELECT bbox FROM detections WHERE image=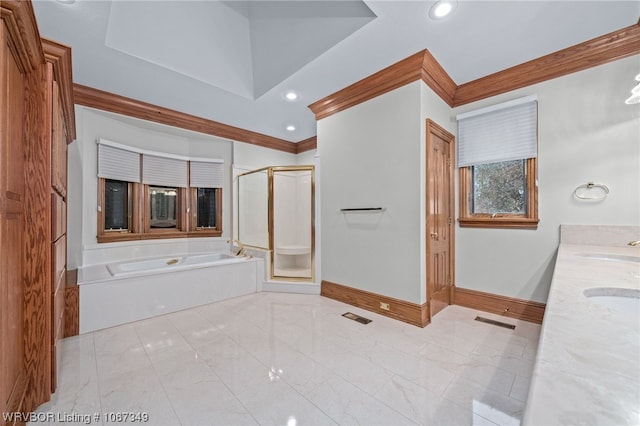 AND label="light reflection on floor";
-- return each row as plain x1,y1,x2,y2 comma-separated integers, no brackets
33,292,540,425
